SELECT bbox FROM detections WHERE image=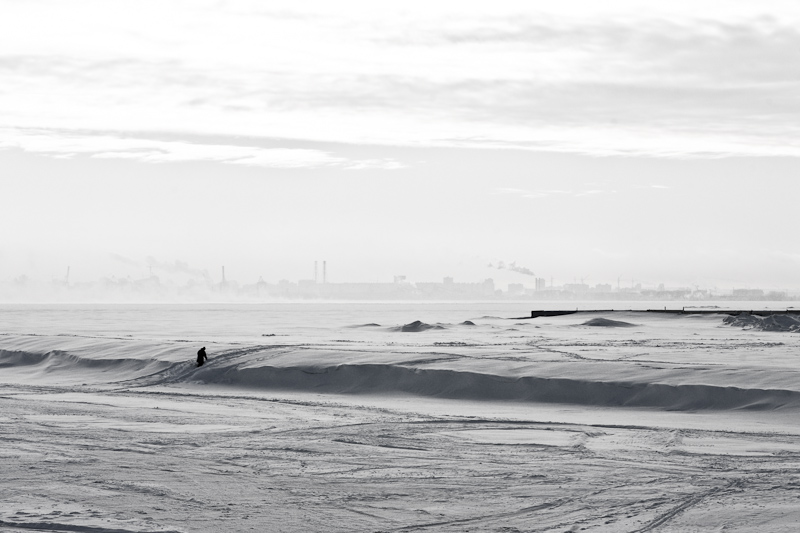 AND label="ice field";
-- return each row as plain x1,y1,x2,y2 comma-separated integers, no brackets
2,302,800,532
